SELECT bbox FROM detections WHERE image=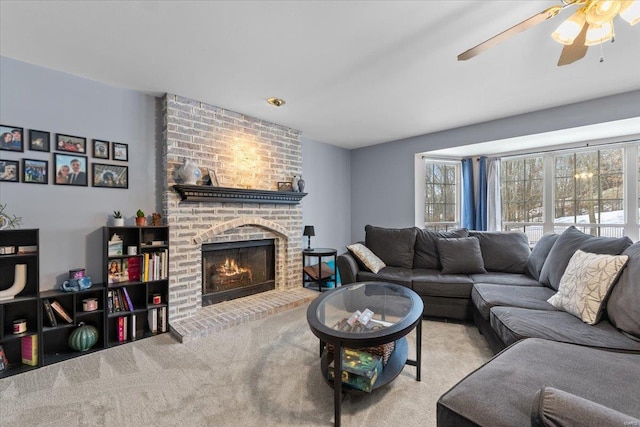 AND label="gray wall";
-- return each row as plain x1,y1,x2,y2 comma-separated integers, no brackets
350,90,640,242
0,56,354,289
0,57,158,289
301,137,352,254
